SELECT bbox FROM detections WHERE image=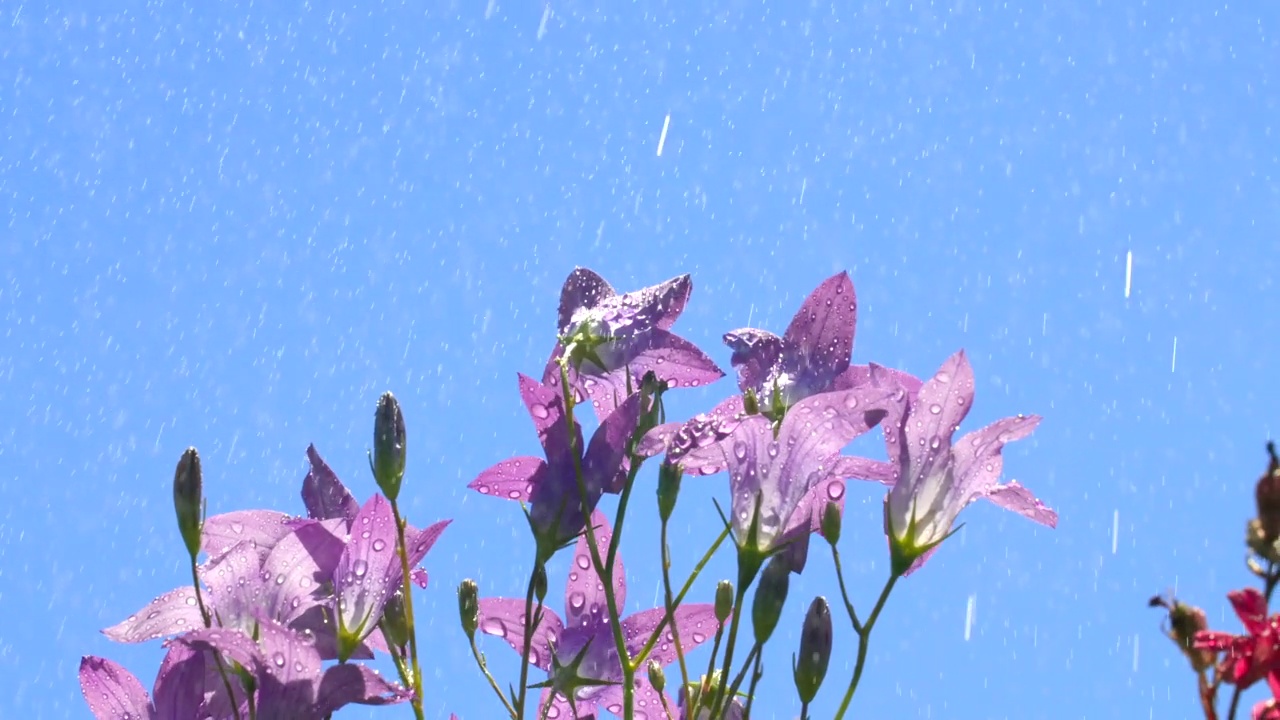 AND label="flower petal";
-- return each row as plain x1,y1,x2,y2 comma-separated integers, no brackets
202,509,295,560
780,271,856,387
722,328,785,394
150,643,211,719
301,444,360,524
582,393,640,499
252,617,323,714
102,587,203,643
476,597,564,671
468,456,545,502
334,494,401,642
404,518,451,571
316,663,411,713
260,519,346,625
565,511,624,630
79,656,153,720
621,604,719,667
557,268,616,335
